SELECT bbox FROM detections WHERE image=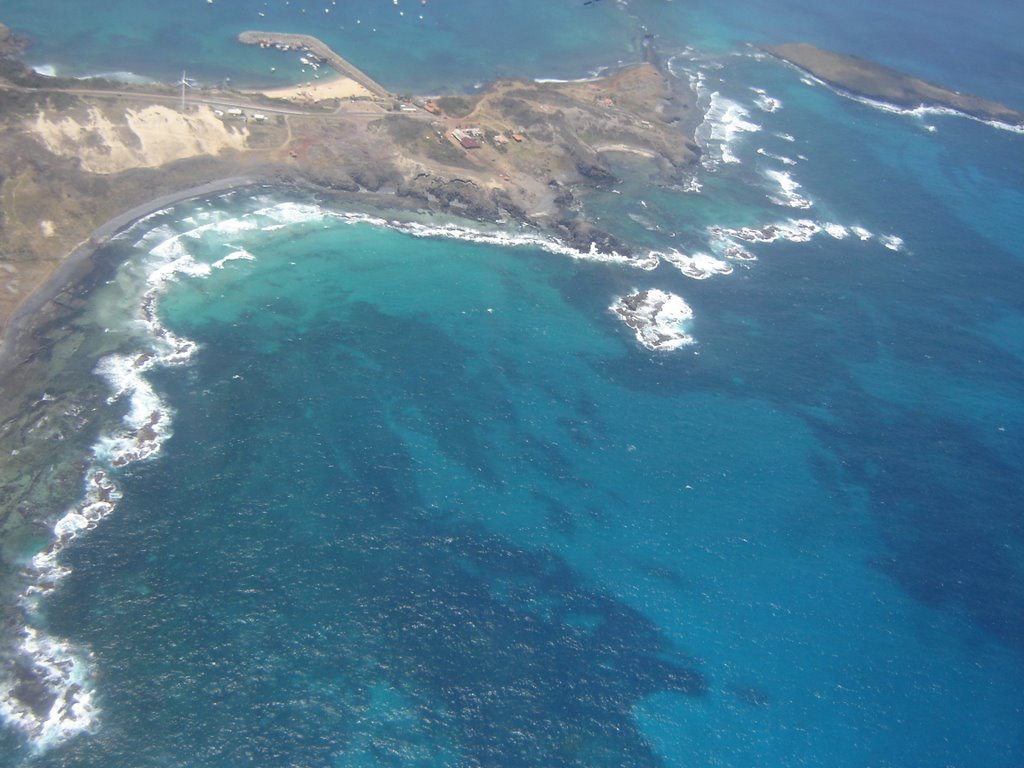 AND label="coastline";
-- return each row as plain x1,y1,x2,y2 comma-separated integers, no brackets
253,74,372,103
0,174,486,383
0,180,454,748
0,177,263,378
760,42,1024,129
0,29,703,395
0,35,704,702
